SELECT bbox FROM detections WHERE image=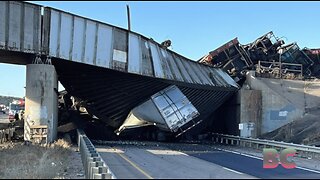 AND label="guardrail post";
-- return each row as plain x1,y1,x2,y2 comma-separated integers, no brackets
89,161,104,179
86,155,100,178
94,173,112,179
77,129,116,179
78,135,82,151
87,157,101,168
91,166,107,179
